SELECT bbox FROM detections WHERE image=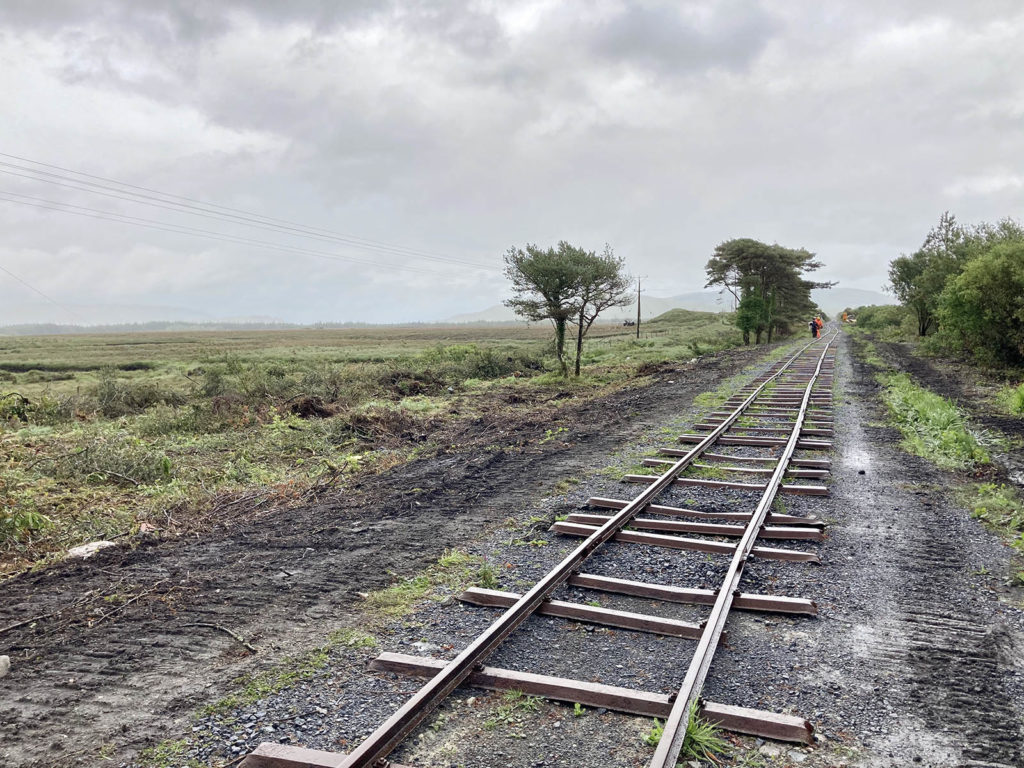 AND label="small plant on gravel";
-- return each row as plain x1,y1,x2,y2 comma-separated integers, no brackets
539,426,568,443
681,701,731,761
138,738,199,768
960,483,1024,554
483,690,545,731
573,701,585,717
477,559,500,589
552,476,580,494
642,718,664,746
641,702,730,761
